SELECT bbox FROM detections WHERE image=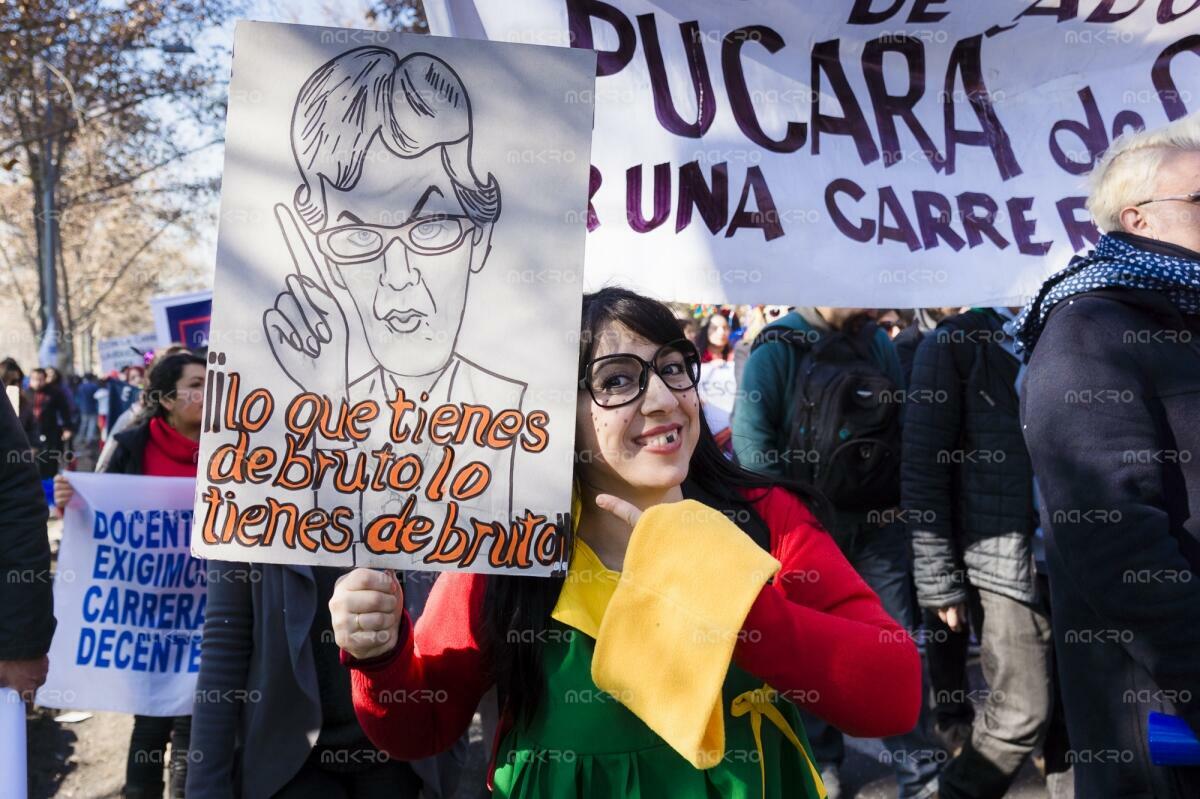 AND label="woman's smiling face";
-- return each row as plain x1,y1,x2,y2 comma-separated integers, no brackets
575,322,701,497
